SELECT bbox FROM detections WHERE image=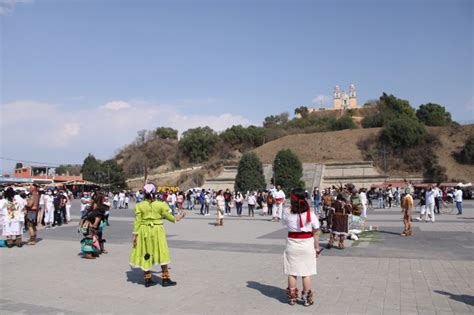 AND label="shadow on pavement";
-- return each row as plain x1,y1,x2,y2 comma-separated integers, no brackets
377,230,402,236
434,290,474,306
246,281,287,304
126,270,162,286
